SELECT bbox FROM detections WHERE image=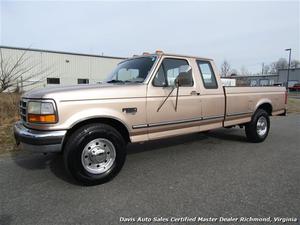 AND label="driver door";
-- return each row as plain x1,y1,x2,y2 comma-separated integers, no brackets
146,57,202,140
